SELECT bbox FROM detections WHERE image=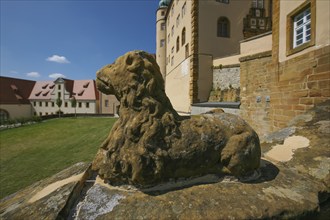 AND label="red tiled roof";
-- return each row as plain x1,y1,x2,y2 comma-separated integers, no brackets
29,80,54,100
73,80,98,100
0,76,36,104
1,76,99,104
